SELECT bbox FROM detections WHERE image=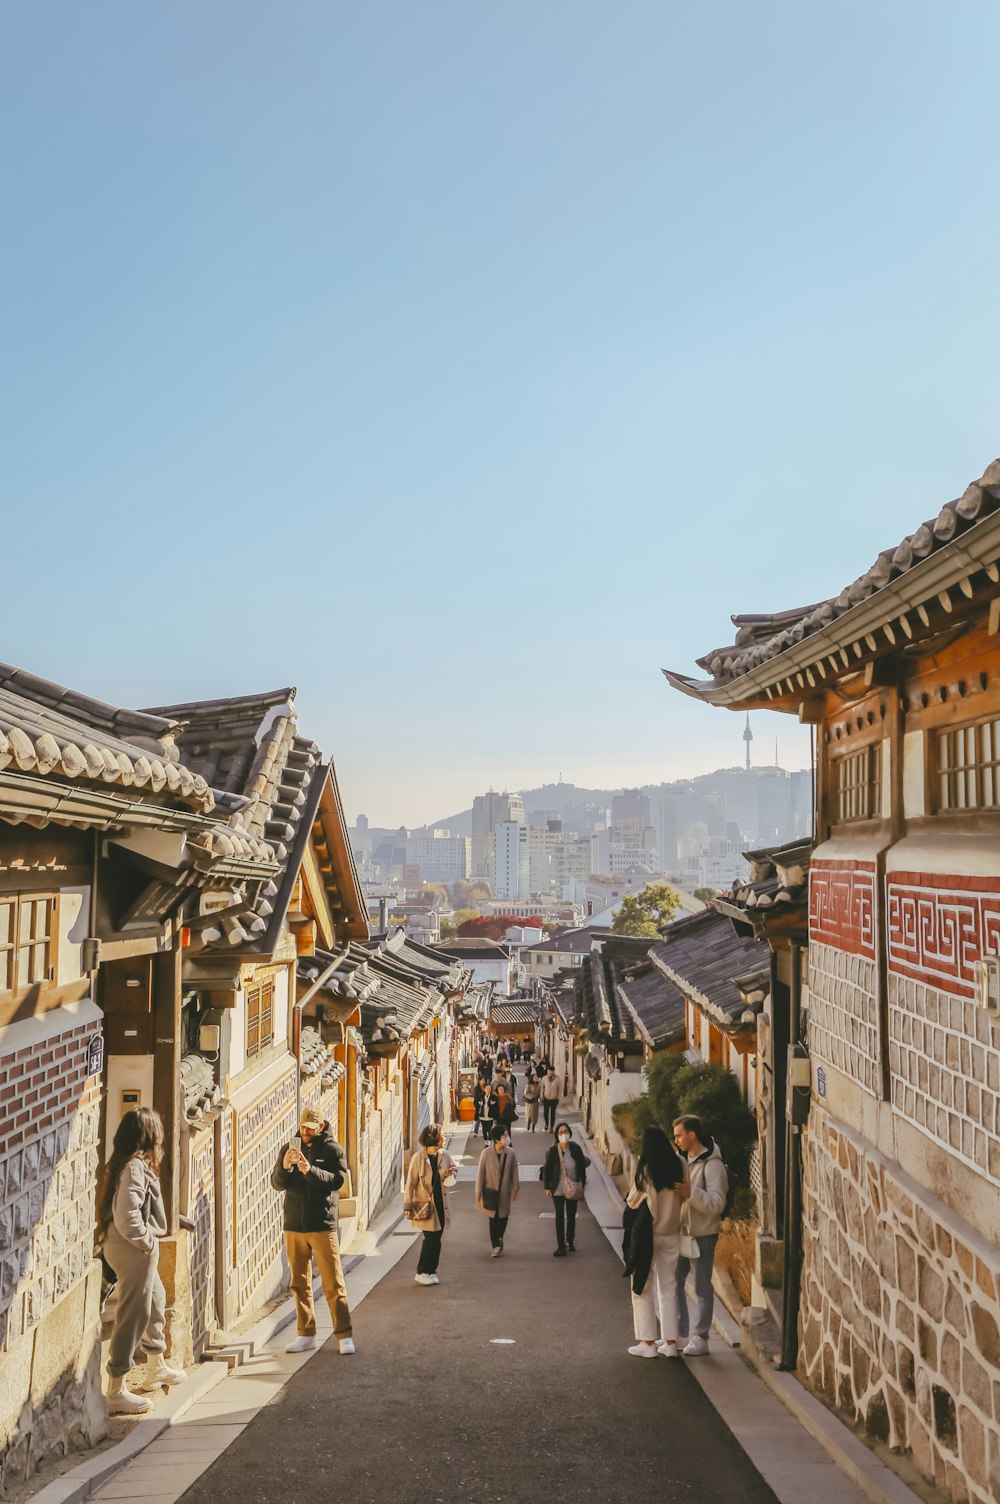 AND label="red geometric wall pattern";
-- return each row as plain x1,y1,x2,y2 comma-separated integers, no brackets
809,860,877,960
886,872,1000,1001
